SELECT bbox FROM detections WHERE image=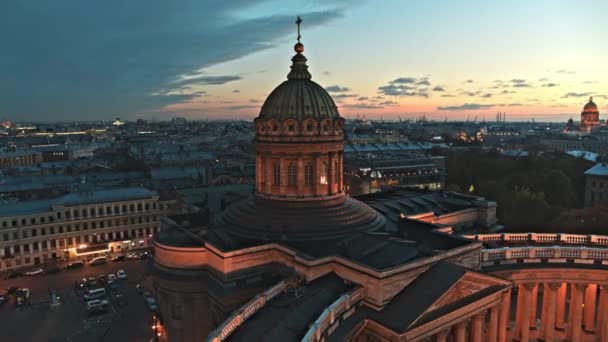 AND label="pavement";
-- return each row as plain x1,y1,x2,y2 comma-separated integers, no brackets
0,259,157,342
